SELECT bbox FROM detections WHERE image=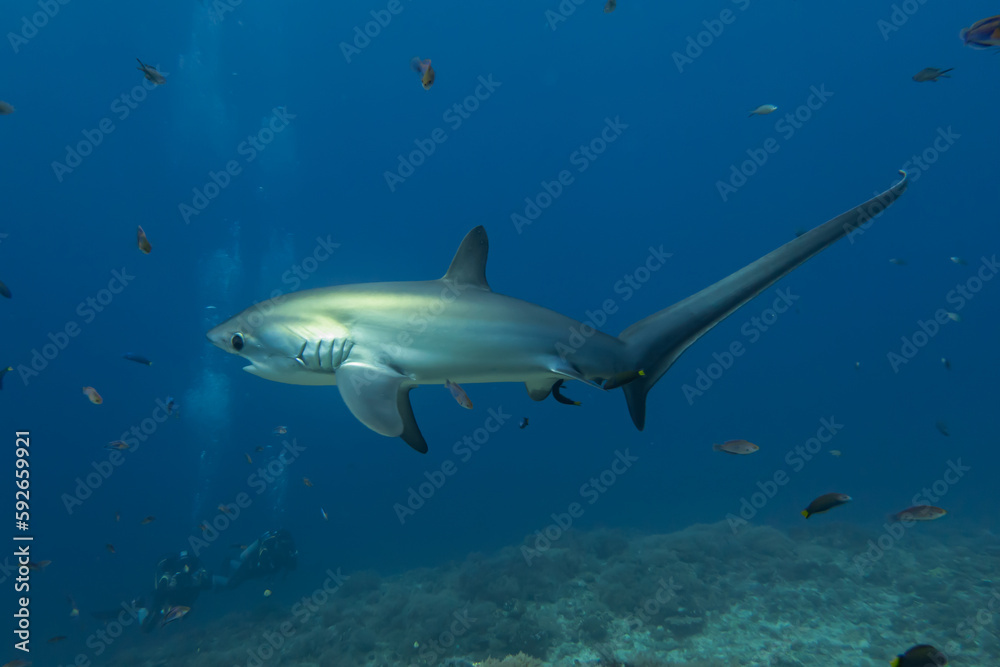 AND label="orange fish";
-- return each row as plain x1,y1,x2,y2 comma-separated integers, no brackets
106,440,129,450
445,379,473,409
2,660,31,667
161,605,190,625
198,523,209,532
140,516,155,525
244,453,252,464
302,477,313,487
960,15,1000,50
137,225,152,254
272,426,287,435
410,57,435,90
105,543,115,553
26,560,51,572
83,386,103,404
218,504,230,514
712,439,759,455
